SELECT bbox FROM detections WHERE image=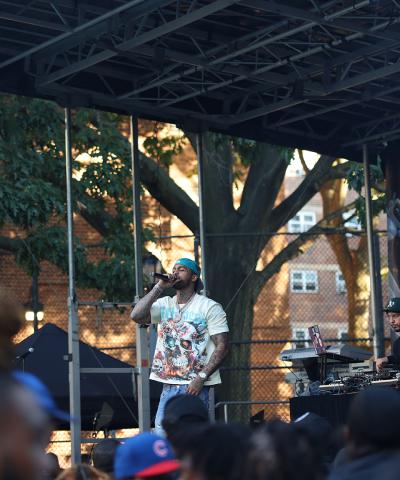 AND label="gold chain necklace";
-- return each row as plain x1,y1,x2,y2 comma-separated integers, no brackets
175,292,196,320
